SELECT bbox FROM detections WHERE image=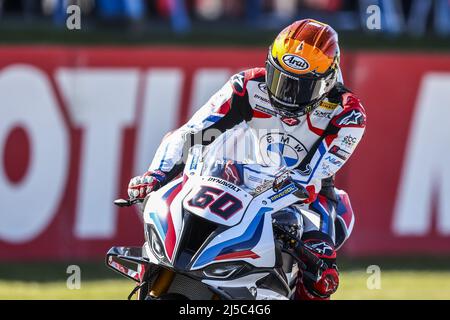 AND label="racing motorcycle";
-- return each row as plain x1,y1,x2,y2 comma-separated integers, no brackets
106,125,327,300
